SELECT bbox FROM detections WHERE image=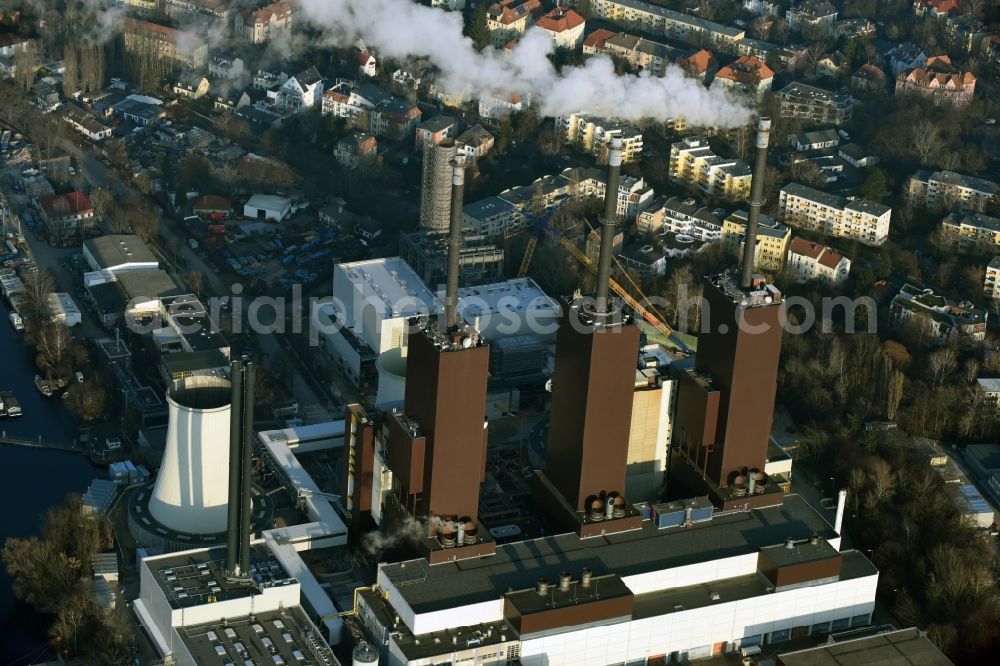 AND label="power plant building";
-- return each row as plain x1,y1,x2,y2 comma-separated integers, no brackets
626,344,678,502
